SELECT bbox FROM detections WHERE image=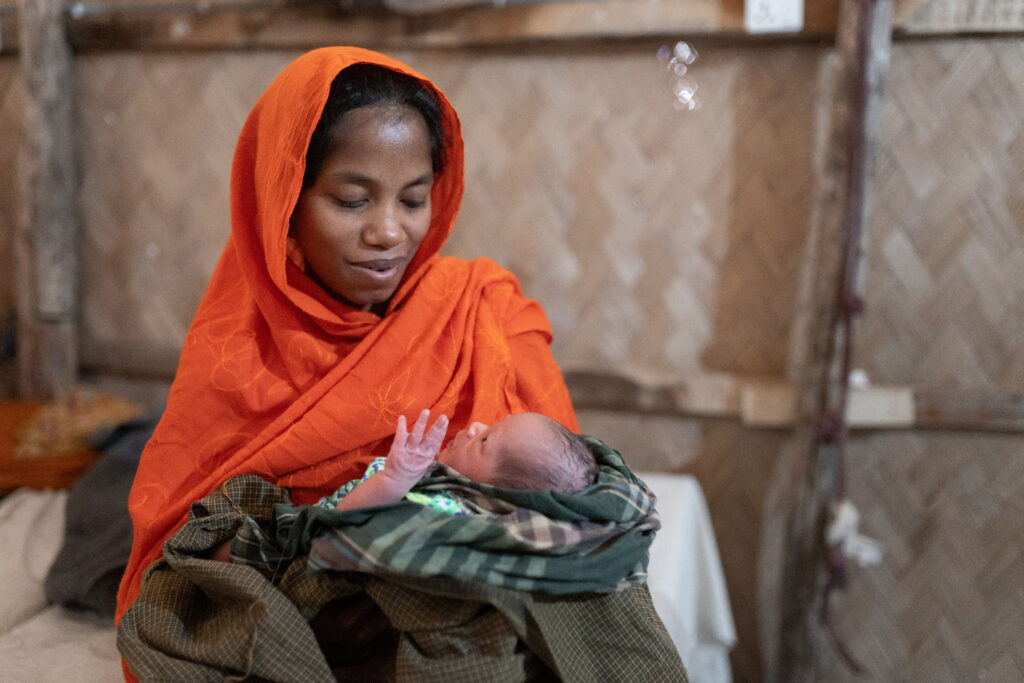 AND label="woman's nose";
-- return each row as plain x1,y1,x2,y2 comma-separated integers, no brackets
362,204,402,248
